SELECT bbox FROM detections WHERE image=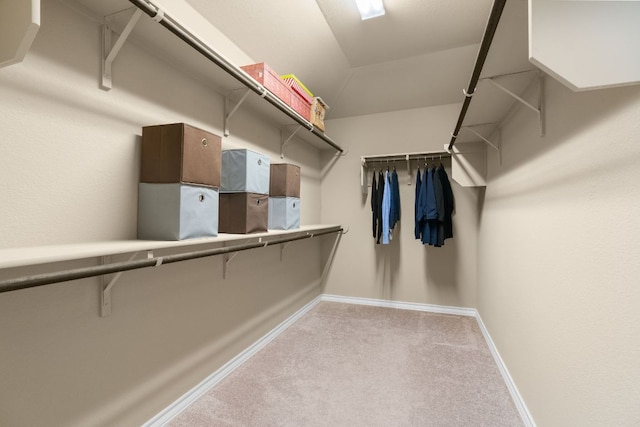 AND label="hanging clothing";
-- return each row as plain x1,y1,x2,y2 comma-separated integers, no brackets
414,168,423,240
389,169,401,230
371,171,378,239
437,165,455,241
432,167,446,247
376,170,385,244
381,170,391,244
419,167,436,245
